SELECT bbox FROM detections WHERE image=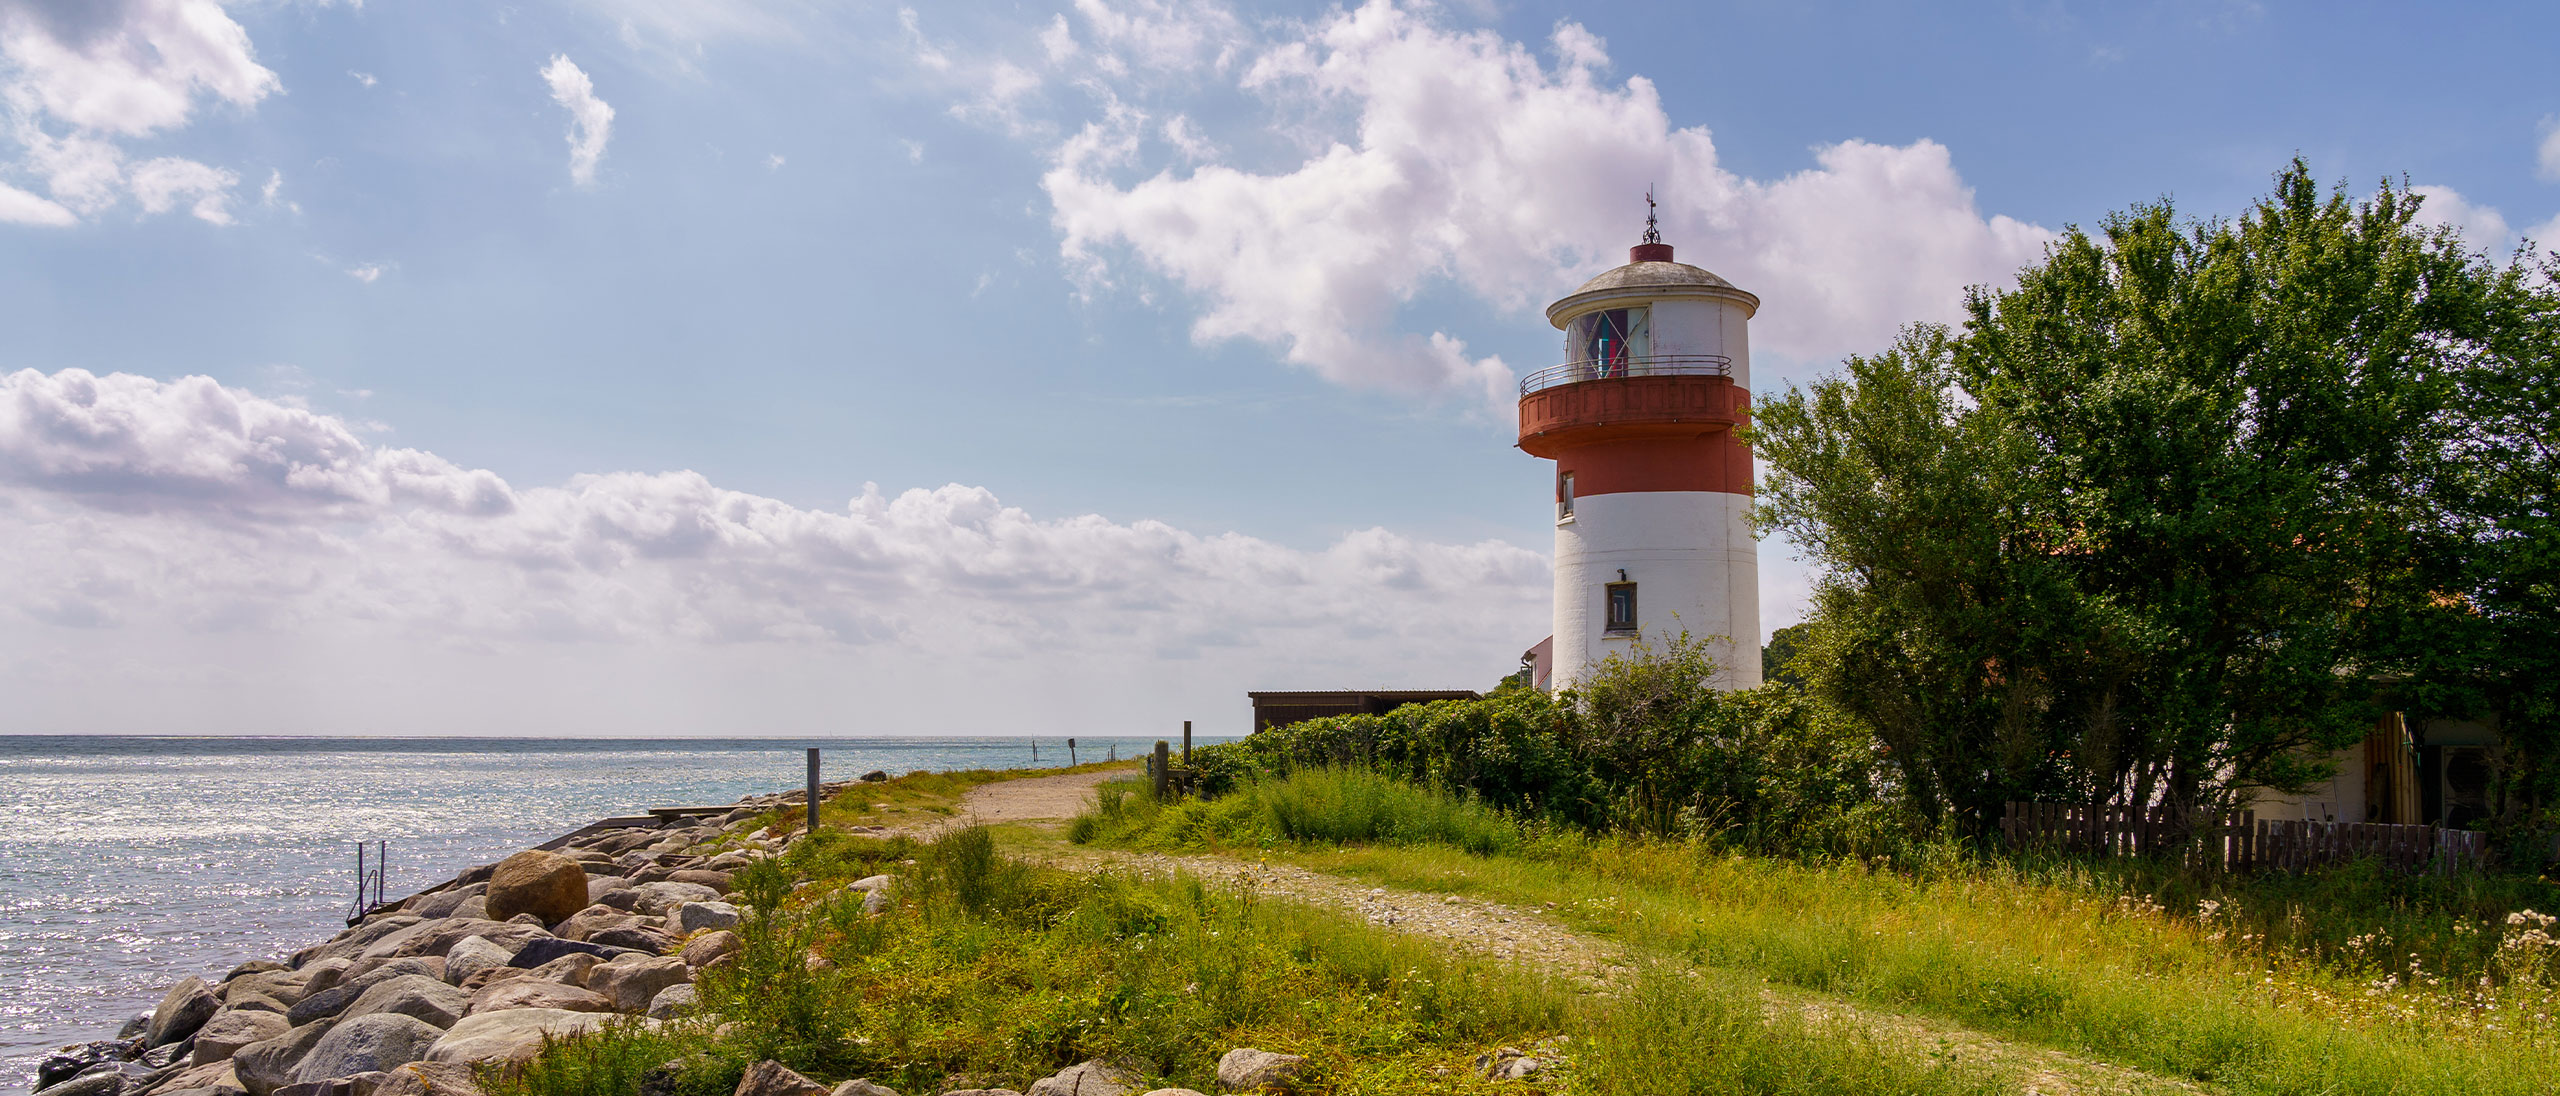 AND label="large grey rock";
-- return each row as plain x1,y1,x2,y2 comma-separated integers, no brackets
505,937,634,969
298,959,356,997
644,984,696,1020
522,953,603,988
1026,1060,1140,1096
29,1071,125,1096
274,1073,387,1096
146,1058,244,1094
371,1061,487,1096
625,882,719,917
341,975,469,1029
226,969,315,1009
148,976,222,1047
422,1009,608,1069
442,937,515,988
231,1022,335,1096
586,955,690,1012
35,1040,138,1090
295,916,423,968
584,876,630,903
466,979,616,1015
404,884,485,920
733,1060,826,1096
368,918,549,961
586,925,677,954
292,1013,444,1086
552,905,638,942
1215,1048,1306,1092
679,931,741,969
485,851,589,925
286,960,441,1027
193,1008,290,1066
672,901,741,934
